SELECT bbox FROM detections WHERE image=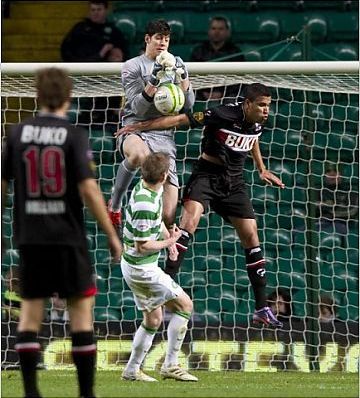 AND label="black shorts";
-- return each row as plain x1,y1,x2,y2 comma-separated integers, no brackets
19,245,96,299
182,158,255,221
